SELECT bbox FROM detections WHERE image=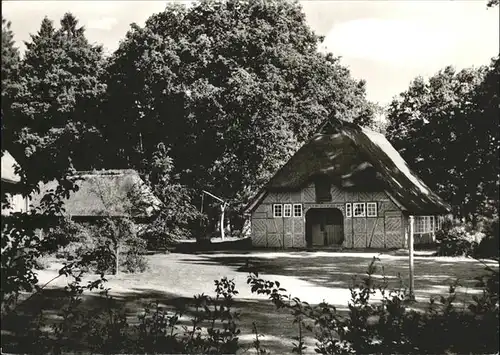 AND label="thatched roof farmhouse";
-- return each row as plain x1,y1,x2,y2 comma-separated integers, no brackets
245,120,450,249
